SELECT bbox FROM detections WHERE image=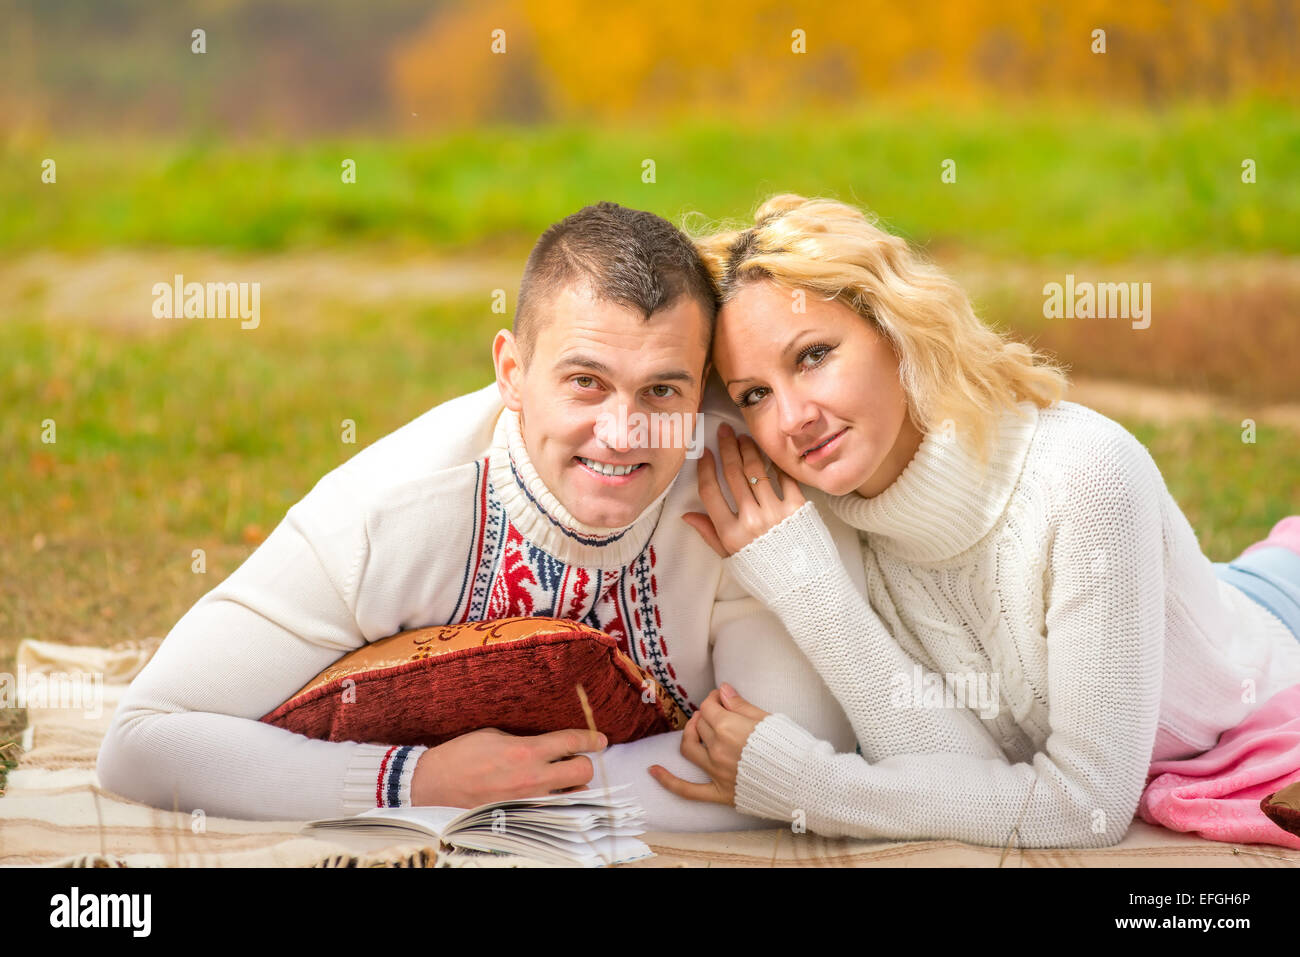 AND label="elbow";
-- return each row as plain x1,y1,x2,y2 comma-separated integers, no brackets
1097,804,1136,848
95,704,167,807
1072,792,1136,848
95,713,136,801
